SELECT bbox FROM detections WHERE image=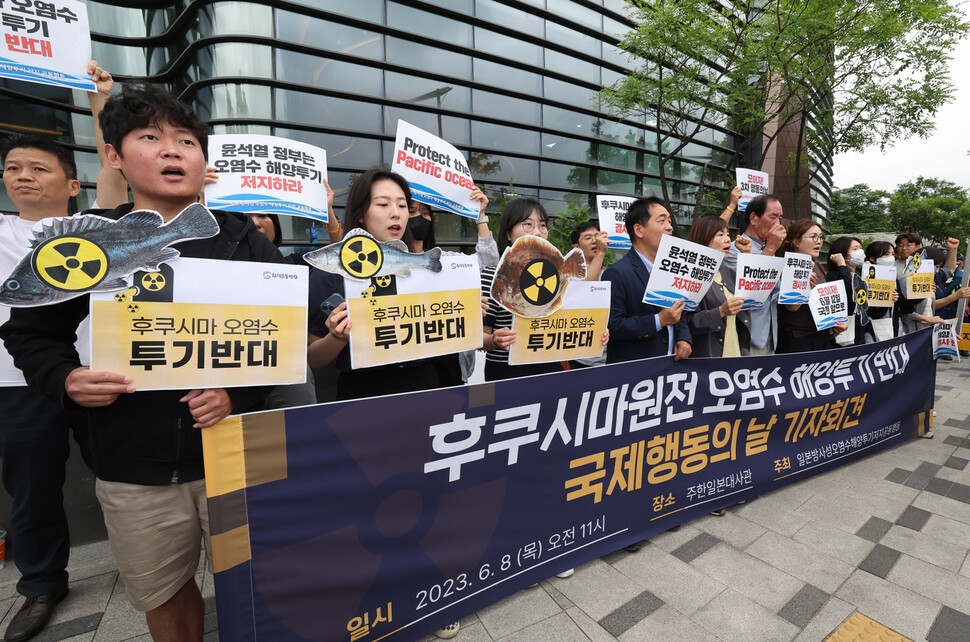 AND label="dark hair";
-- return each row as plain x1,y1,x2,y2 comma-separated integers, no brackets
826,236,862,271
498,198,547,253
688,215,728,247
895,231,921,246
924,246,947,264
865,240,894,263
410,201,432,217
745,194,780,218
571,220,599,245
781,219,821,254
624,196,666,242
267,213,283,247
344,168,415,250
100,83,208,159
1,134,77,180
